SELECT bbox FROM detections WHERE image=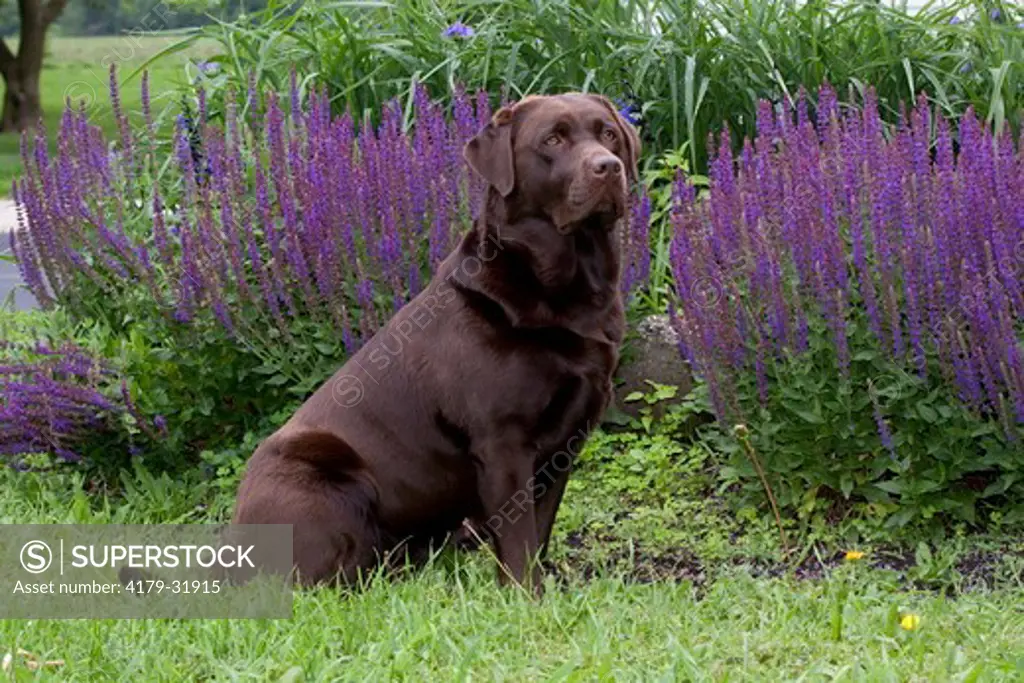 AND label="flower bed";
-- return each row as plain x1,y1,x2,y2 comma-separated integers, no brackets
670,86,1024,524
